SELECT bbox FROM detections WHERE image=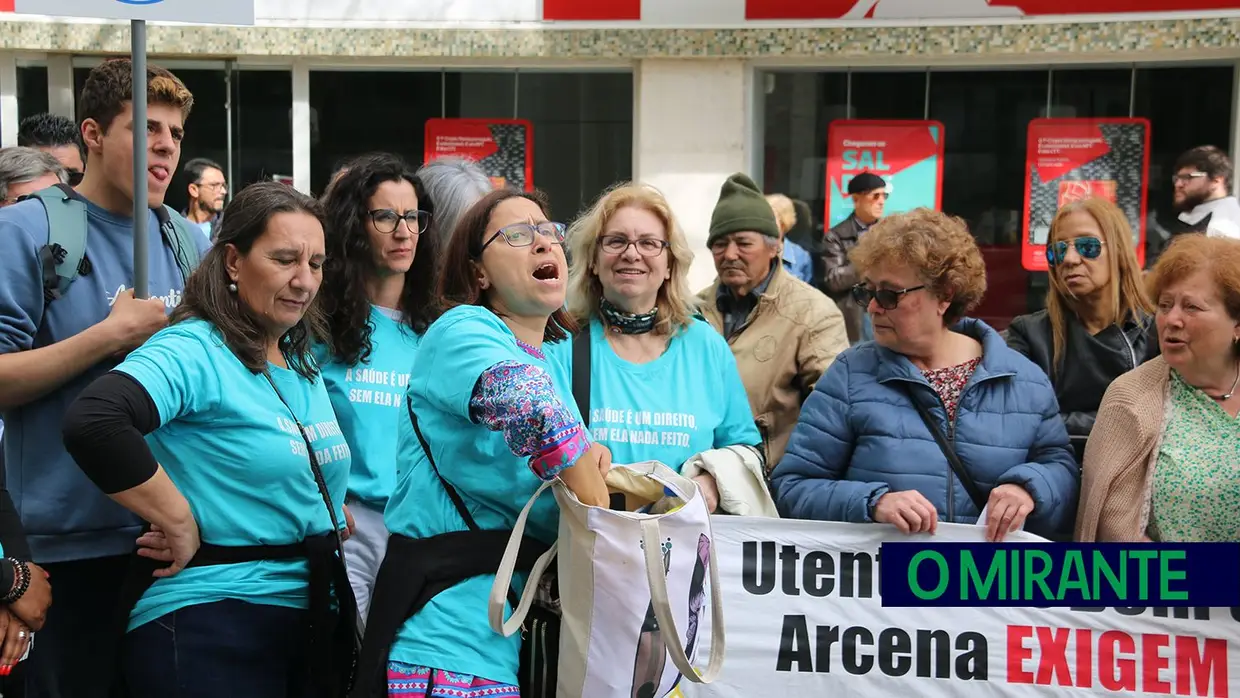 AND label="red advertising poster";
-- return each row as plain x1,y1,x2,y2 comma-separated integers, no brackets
424,119,534,192
747,0,1239,20
1021,118,1150,272
824,120,945,229
543,0,640,20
